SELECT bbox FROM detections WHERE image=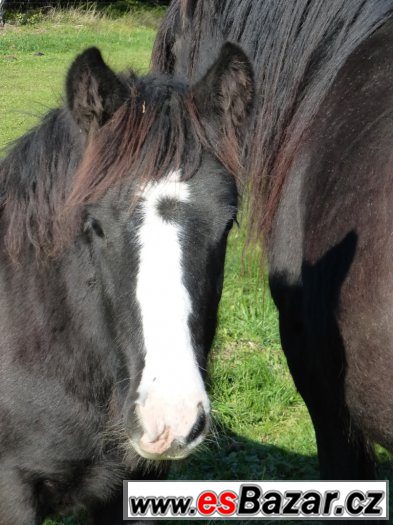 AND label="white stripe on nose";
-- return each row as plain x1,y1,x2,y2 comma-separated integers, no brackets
135,171,209,456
